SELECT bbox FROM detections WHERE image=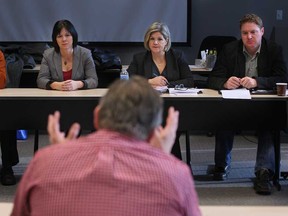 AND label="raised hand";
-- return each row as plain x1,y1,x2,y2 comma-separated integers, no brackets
47,111,81,144
149,107,179,154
